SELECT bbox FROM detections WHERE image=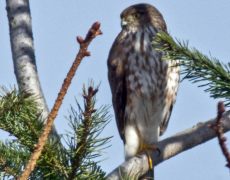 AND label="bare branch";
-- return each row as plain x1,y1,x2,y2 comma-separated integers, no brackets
211,102,230,168
106,111,230,179
18,22,102,180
